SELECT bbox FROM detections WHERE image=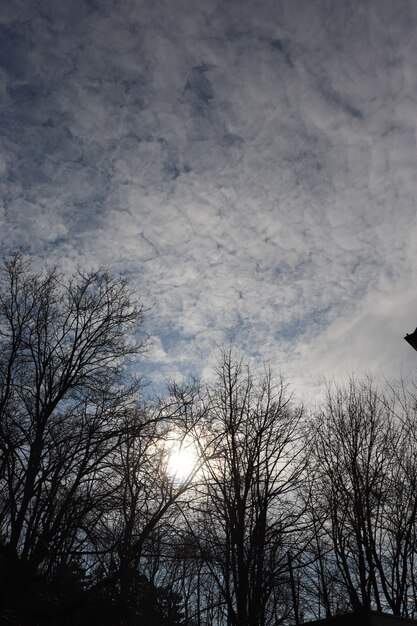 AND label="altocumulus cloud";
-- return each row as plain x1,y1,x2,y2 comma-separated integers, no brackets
1,0,417,398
